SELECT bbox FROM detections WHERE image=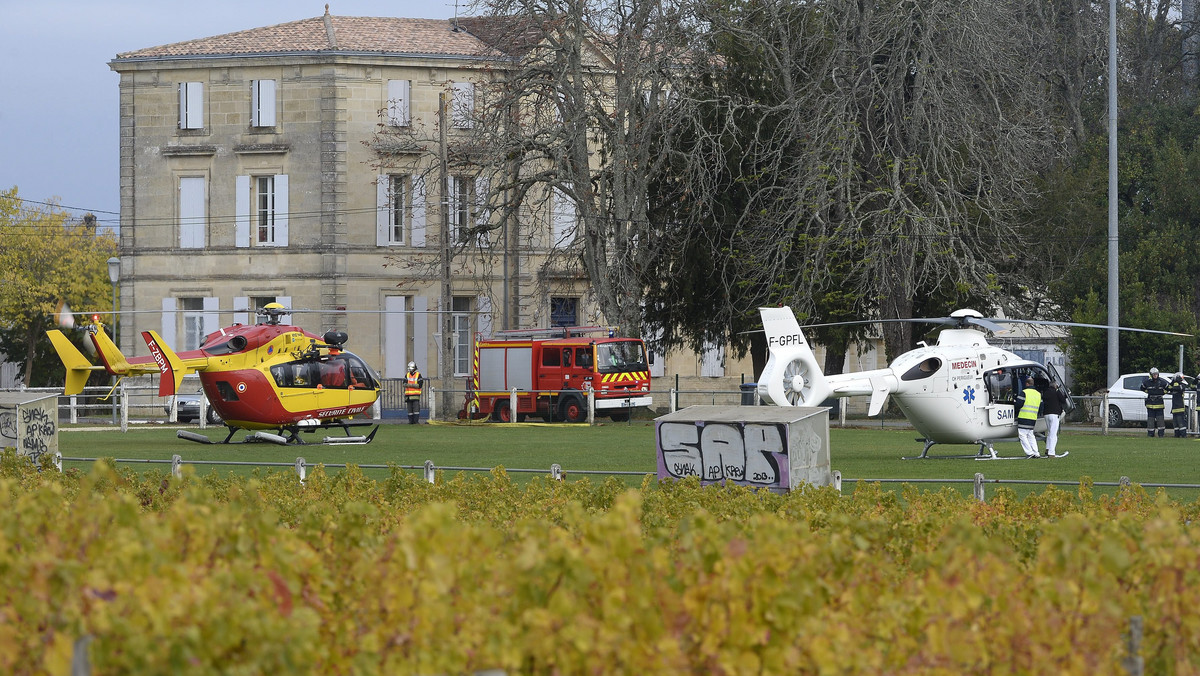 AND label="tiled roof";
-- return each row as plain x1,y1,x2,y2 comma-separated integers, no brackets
113,13,508,61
